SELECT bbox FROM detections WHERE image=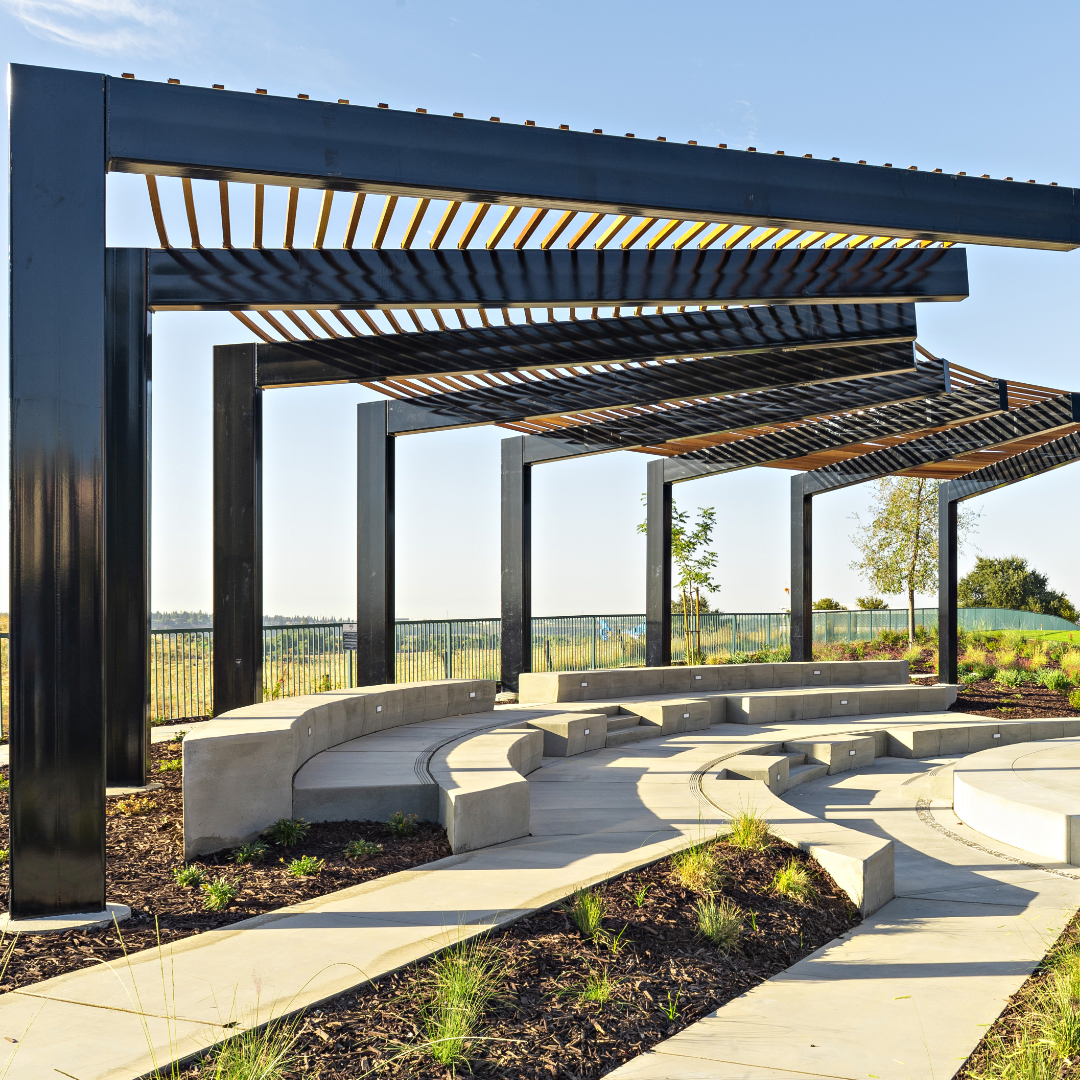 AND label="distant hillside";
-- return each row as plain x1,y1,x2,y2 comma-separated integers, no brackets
151,612,350,629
